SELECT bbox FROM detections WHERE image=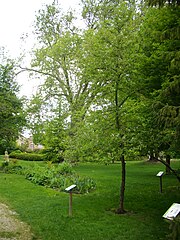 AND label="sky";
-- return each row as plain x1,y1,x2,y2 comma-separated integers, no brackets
0,0,81,97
